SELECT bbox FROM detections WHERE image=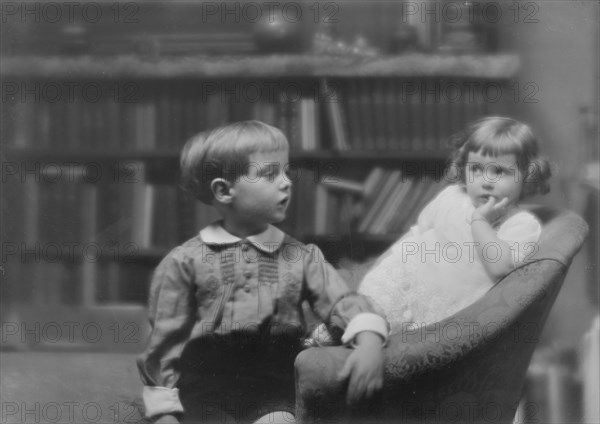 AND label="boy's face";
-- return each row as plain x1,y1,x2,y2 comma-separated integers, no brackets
228,149,292,231
464,150,524,208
